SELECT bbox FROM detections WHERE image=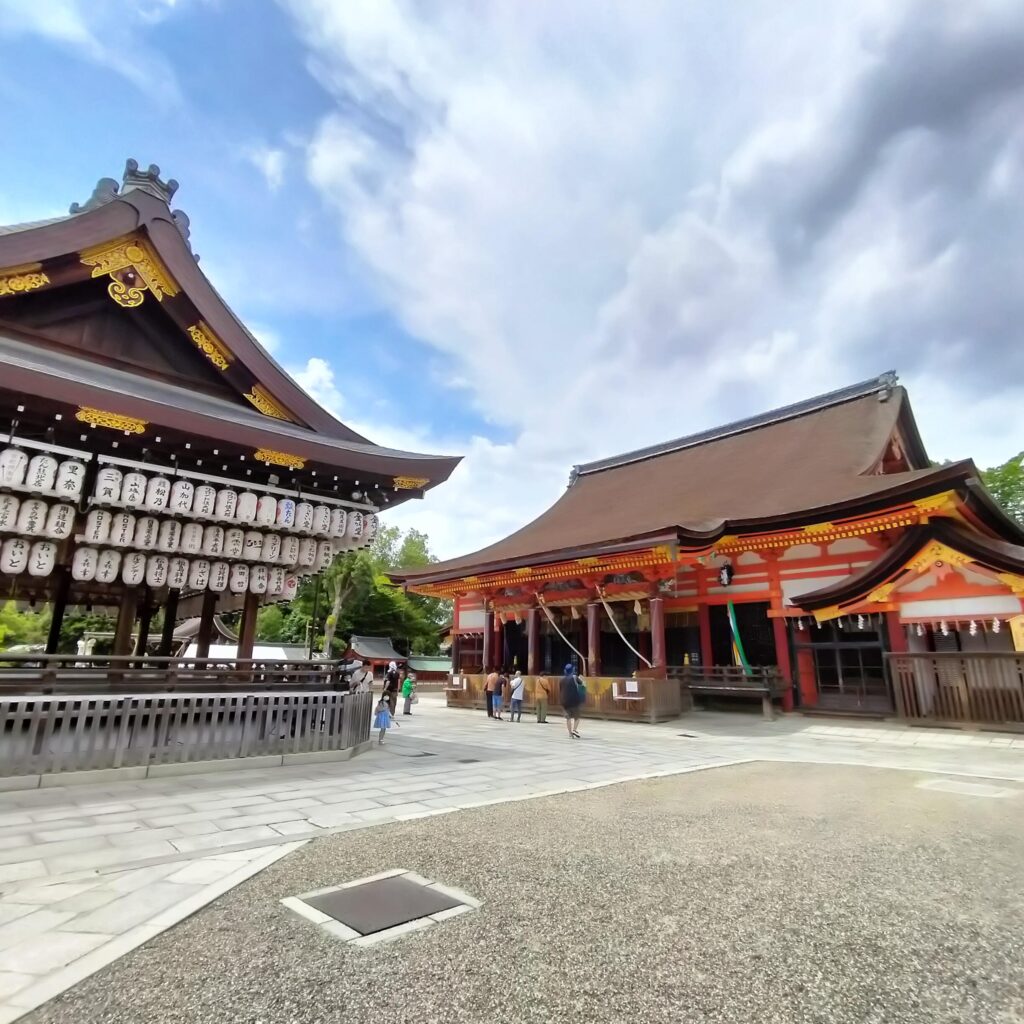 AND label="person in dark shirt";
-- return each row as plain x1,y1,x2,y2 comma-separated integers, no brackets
559,663,584,740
